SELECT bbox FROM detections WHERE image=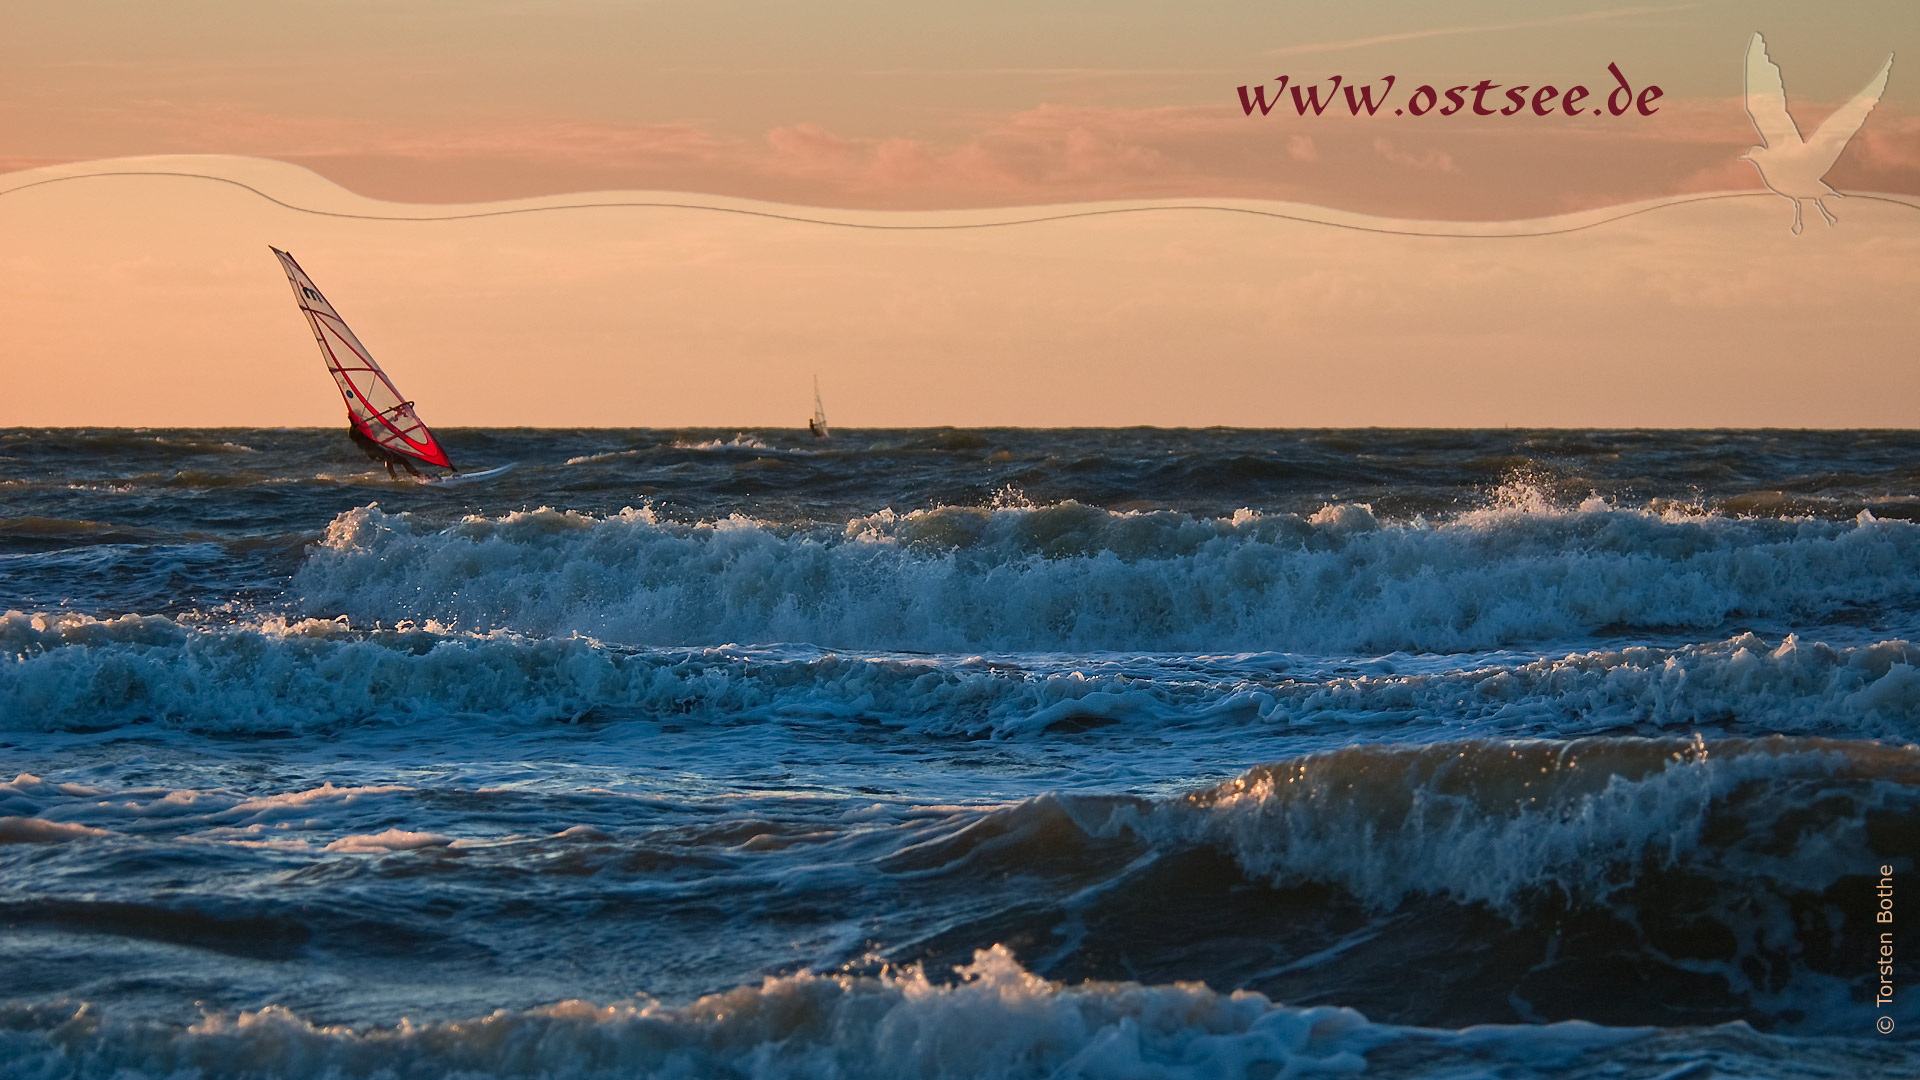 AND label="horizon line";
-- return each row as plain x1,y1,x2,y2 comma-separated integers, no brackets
11,424,1920,433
